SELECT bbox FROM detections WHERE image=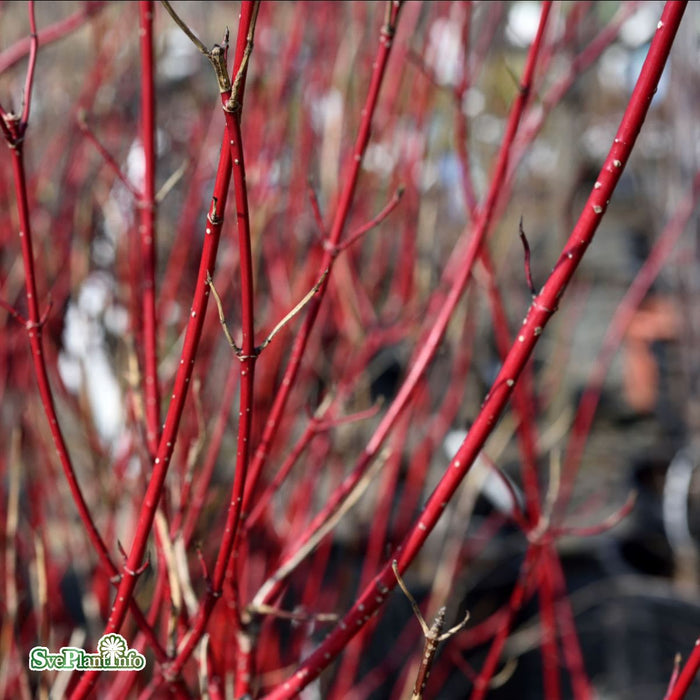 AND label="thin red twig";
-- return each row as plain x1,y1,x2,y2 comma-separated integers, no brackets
142,5,262,694
138,0,161,456
331,185,404,255
0,1,106,76
78,114,141,197
20,1,38,128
